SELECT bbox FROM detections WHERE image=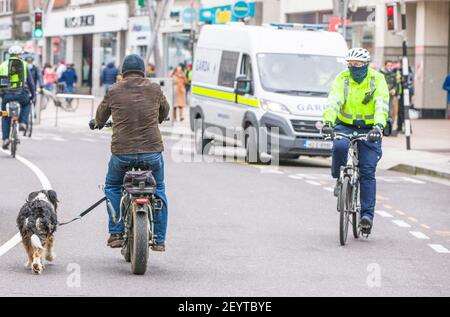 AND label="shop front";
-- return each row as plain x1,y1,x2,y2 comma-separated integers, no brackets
0,15,13,60
43,2,128,96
